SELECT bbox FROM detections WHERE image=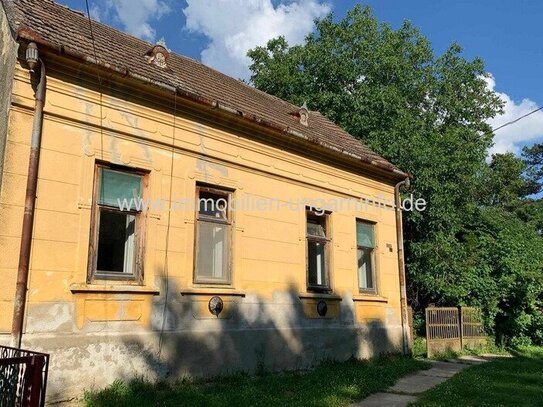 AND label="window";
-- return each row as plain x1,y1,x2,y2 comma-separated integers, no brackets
89,165,145,281
357,220,376,292
306,210,330,292
194,185,233,284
